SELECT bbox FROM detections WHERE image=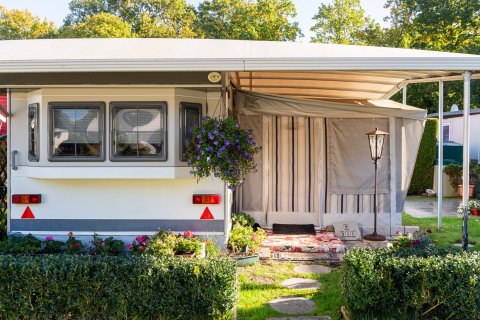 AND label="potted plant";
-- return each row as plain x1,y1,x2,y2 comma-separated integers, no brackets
469,200,480,216
444,163,476,197
228,224,266,266
185,117,261,190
